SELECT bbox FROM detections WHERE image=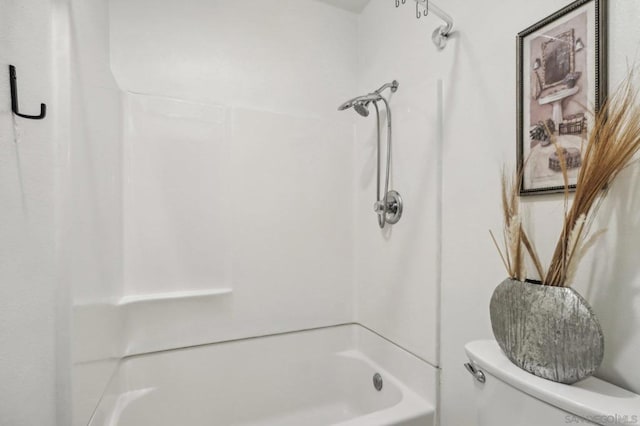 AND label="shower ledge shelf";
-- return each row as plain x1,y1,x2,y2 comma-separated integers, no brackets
118,288,232,306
